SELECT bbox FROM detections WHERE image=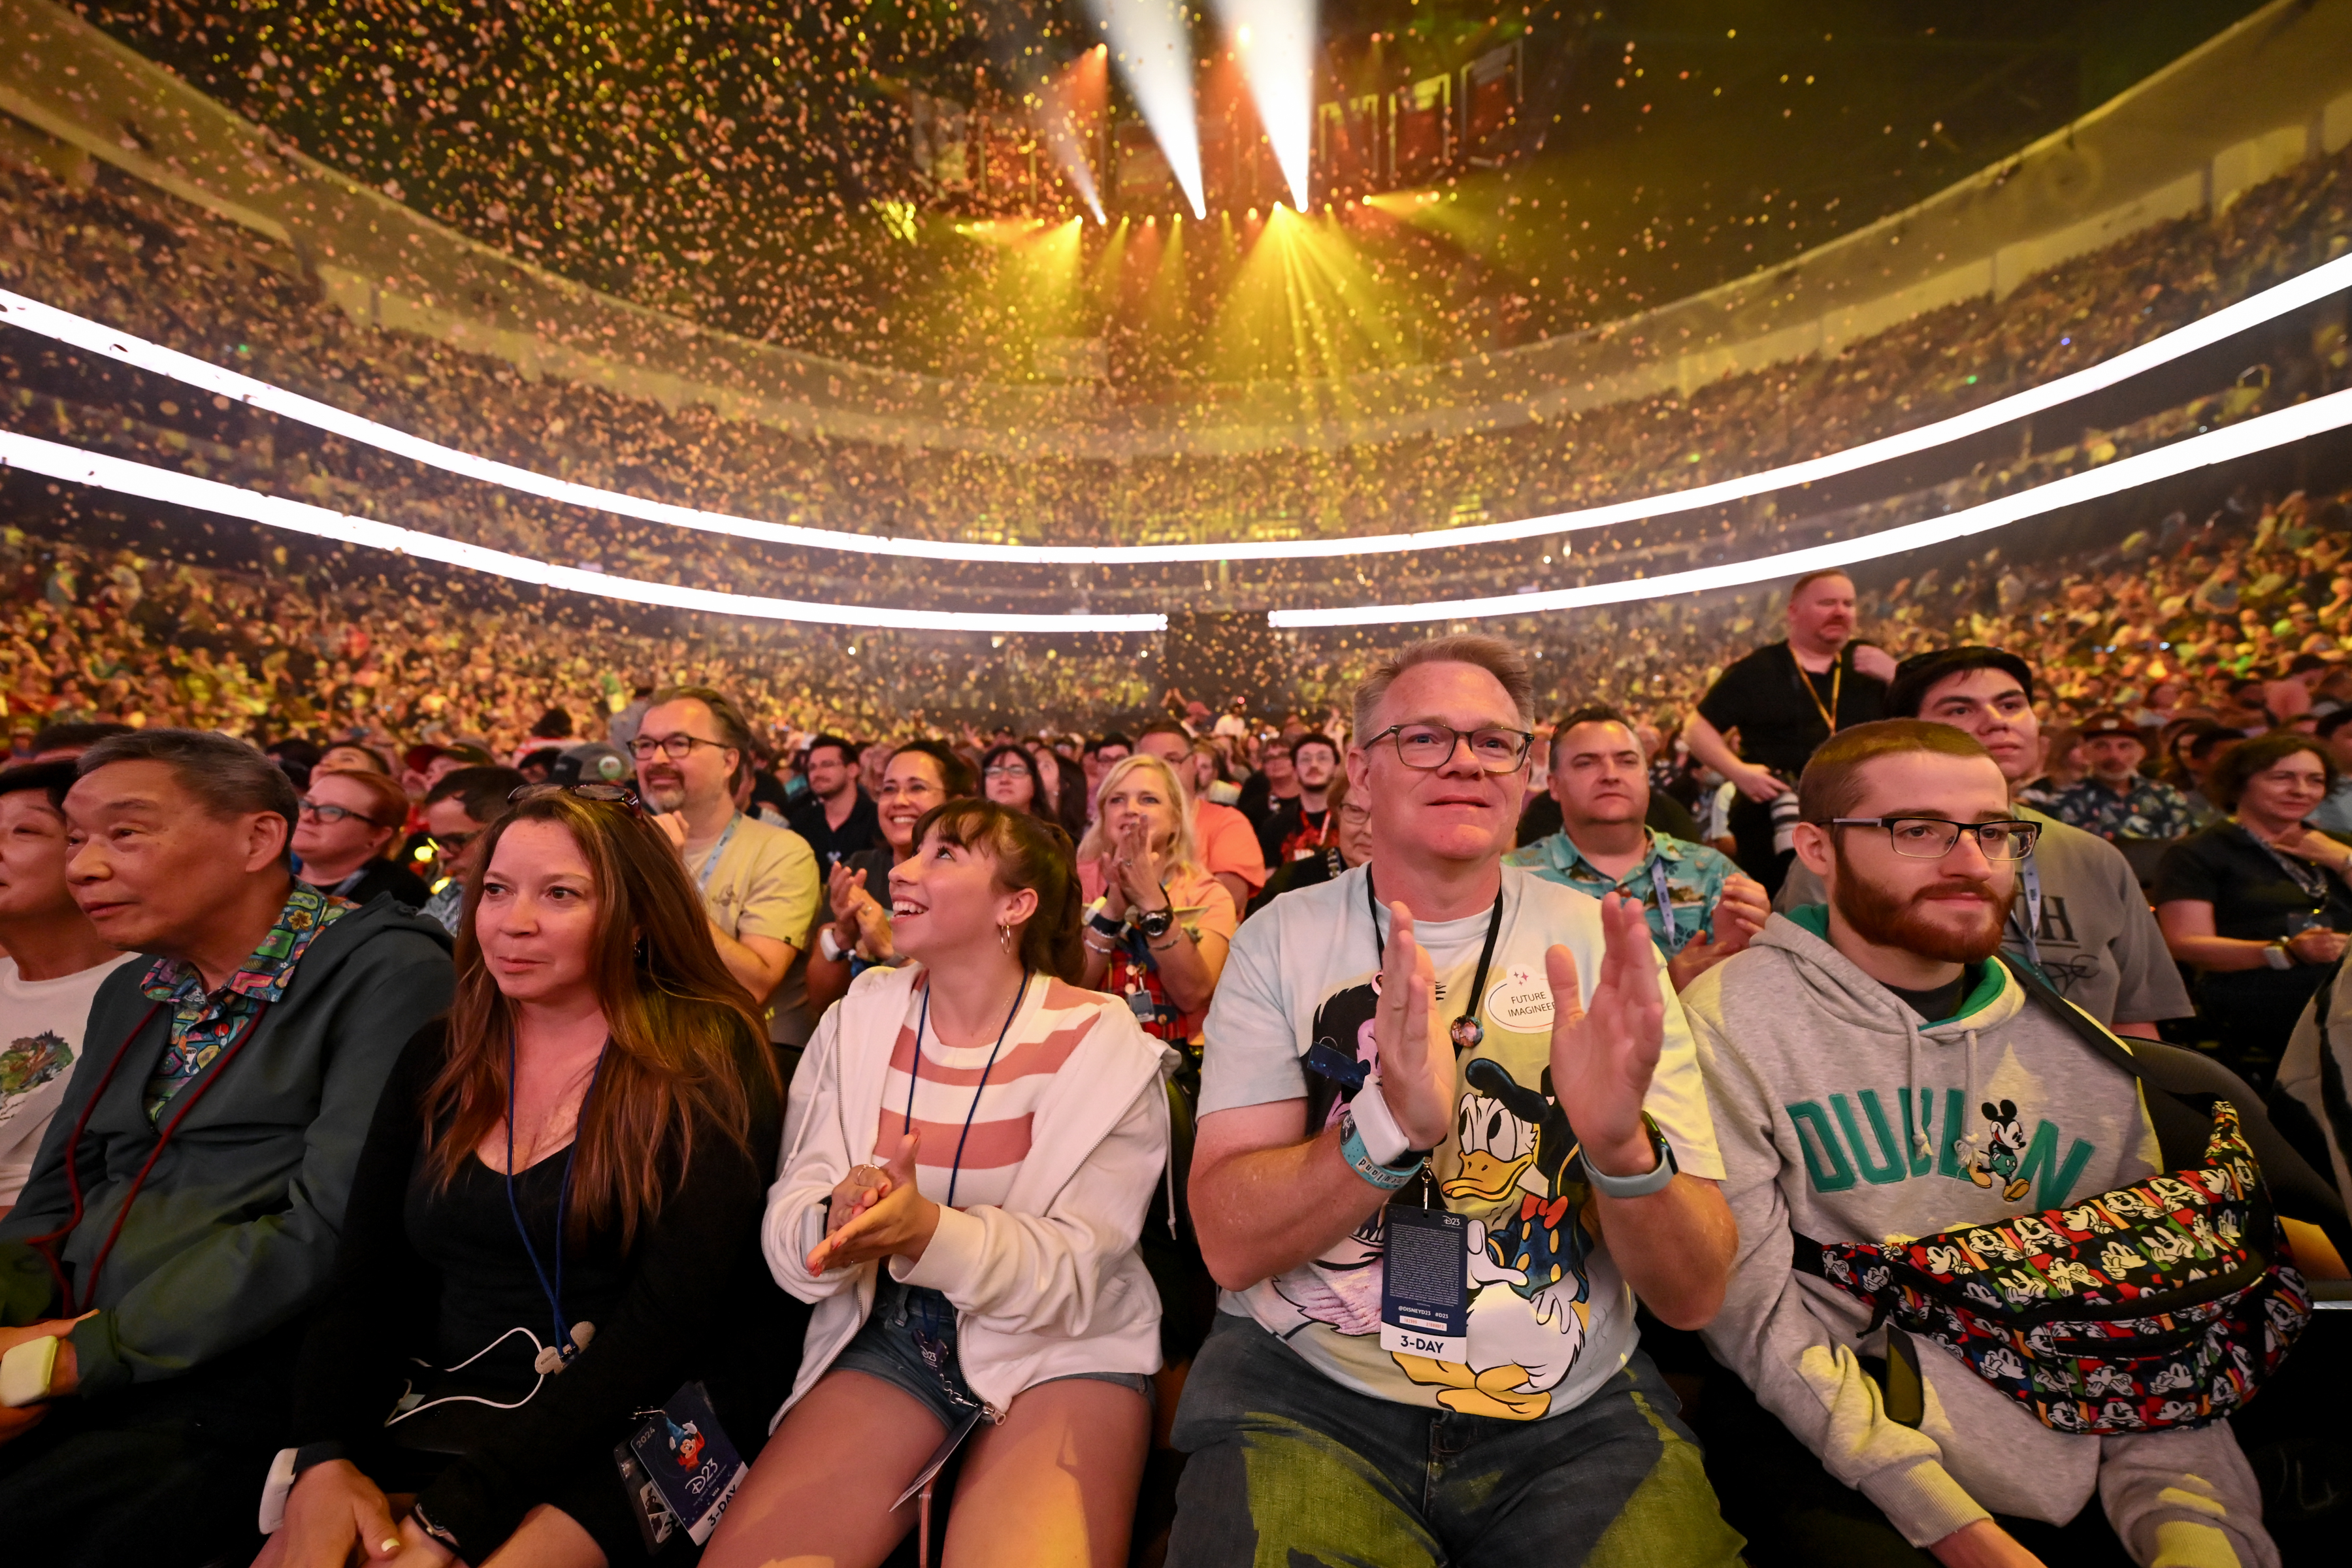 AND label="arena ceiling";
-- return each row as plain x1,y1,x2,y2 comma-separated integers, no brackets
84,0,2262,387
